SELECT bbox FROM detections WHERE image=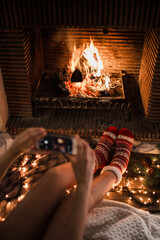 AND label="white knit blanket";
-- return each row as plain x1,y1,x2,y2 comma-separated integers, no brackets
84,199,160,240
